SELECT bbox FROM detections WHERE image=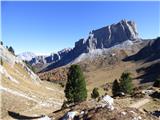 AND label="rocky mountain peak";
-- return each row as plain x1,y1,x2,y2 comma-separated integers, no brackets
41,20,141,71
73,20,139,54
